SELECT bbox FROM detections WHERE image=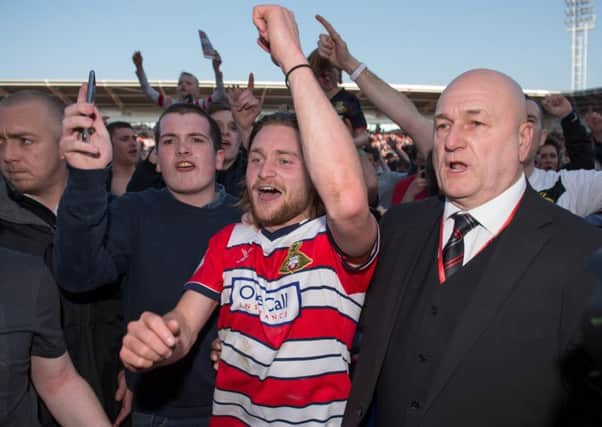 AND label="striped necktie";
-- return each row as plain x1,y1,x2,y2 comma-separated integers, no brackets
442,213,479,280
